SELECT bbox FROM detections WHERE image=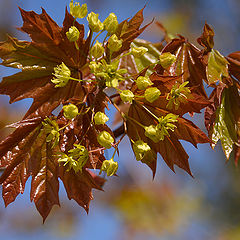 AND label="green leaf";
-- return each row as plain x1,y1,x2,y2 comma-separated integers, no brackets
131,38,161,76
212,87,238,159
206,49,229,84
